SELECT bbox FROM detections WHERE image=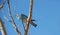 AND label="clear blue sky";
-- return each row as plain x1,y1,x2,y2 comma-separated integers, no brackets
0,0,60,35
